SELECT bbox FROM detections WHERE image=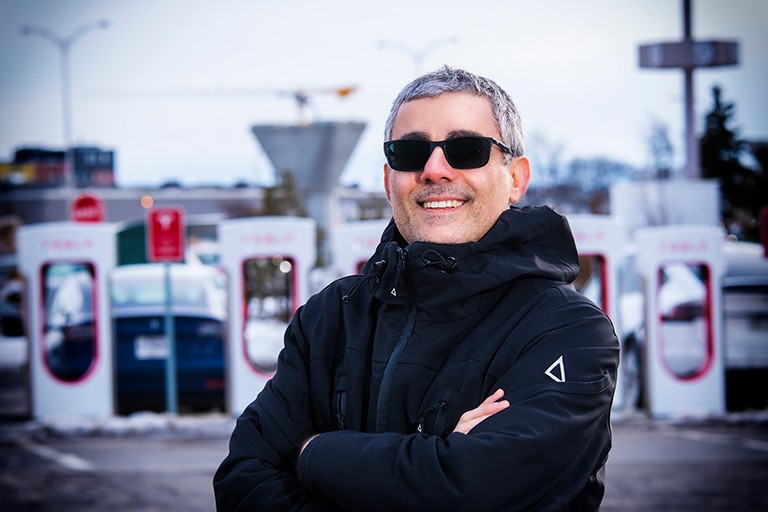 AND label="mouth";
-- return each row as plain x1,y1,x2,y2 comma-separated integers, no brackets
421,199,466,209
